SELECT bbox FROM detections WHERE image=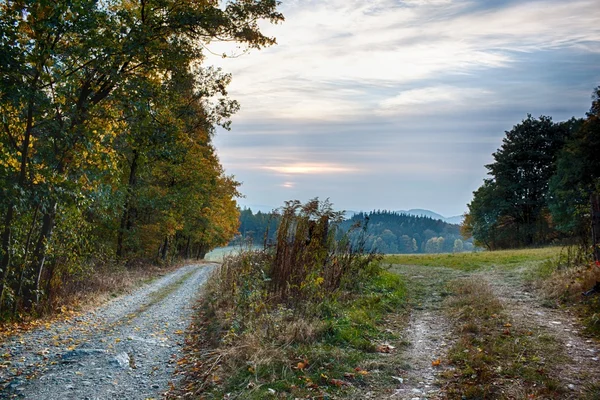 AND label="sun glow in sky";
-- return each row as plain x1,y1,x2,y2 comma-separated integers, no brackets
208,0,600,217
